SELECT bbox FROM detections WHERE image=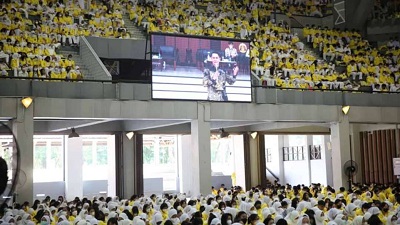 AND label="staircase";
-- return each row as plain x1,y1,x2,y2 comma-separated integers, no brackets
57,46,93,80
122,14,147,40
